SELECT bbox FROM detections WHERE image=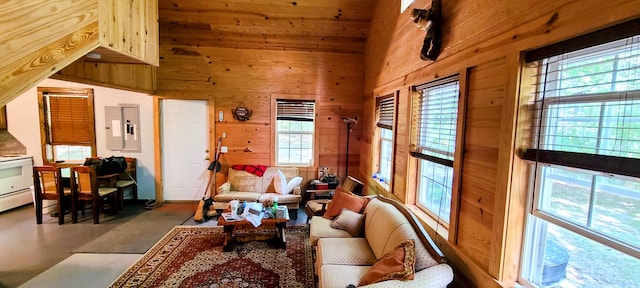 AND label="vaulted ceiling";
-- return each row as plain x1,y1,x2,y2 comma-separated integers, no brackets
158,0,376,54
